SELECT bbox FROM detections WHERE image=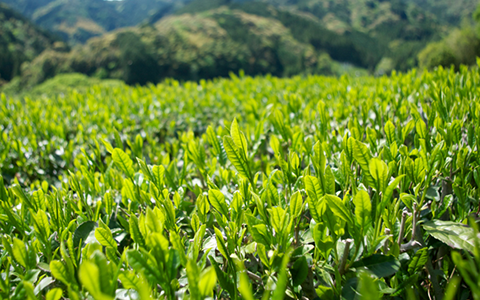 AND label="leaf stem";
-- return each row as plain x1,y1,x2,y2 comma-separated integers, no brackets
339,239,352,275
397,210,407,246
